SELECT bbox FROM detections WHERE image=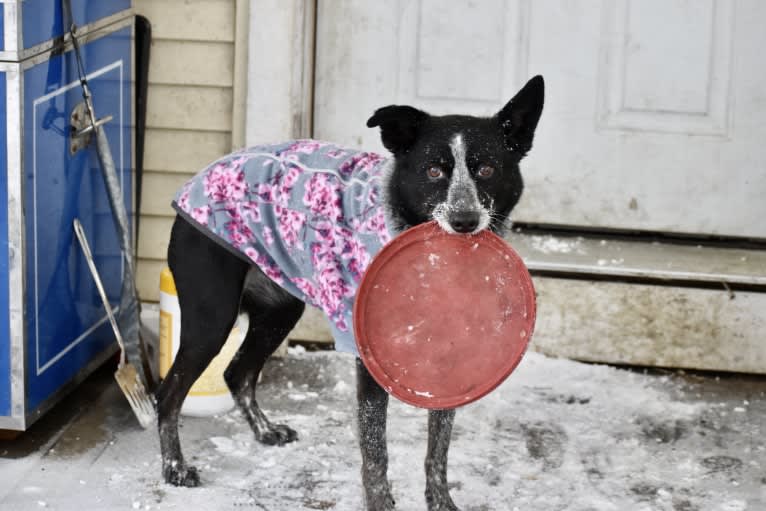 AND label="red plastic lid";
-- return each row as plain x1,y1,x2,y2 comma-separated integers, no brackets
354,221,536,409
